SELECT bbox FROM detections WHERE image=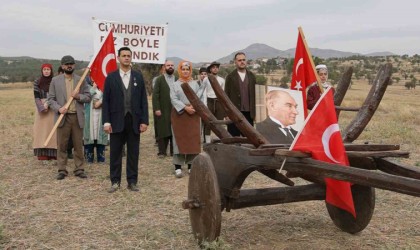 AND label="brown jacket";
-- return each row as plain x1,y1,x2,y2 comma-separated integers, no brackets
224,69,257,120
